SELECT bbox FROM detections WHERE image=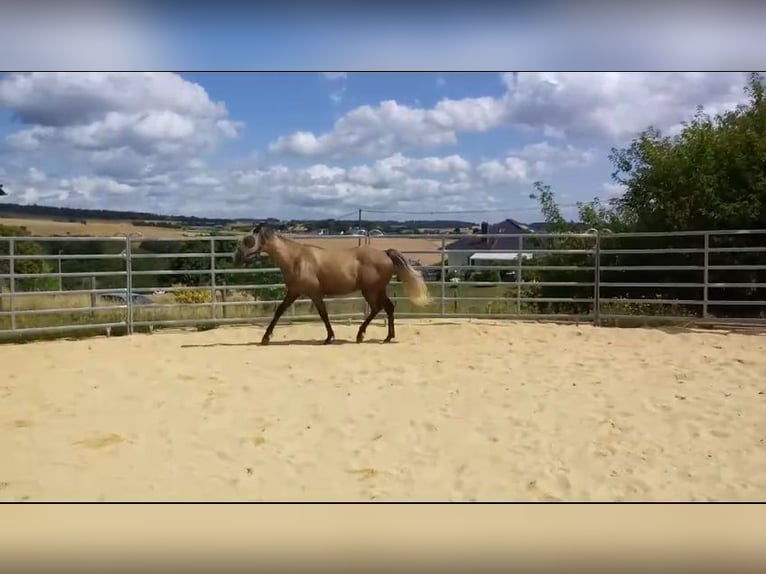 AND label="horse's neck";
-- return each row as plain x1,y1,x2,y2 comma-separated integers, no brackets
265,235,298,272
